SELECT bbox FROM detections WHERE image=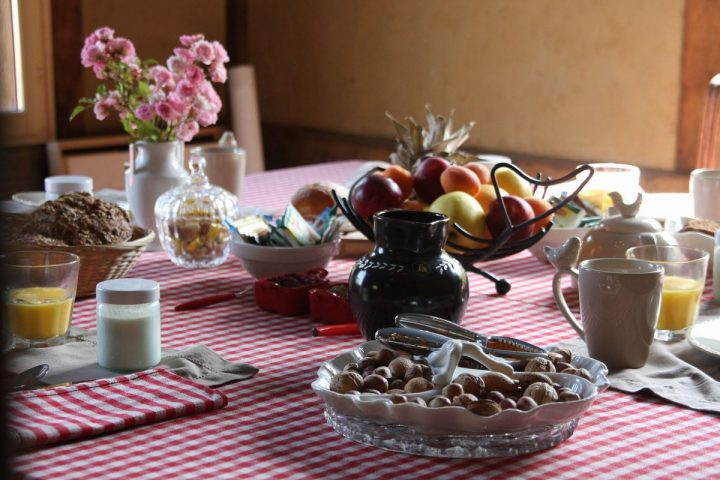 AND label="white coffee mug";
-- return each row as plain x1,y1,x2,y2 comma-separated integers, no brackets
690,169,720,220
552,257,663,369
